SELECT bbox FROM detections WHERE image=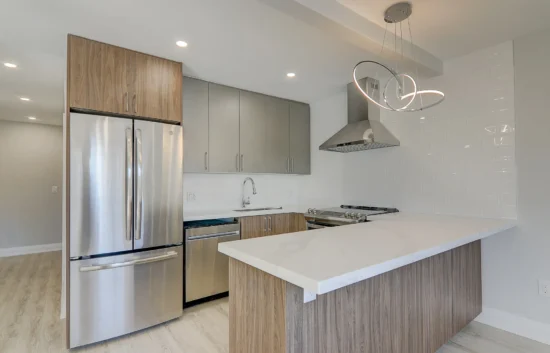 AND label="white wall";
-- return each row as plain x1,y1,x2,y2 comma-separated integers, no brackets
476,28,550,340
343,41,516,219
184,173,302,212
296,91,347,208
0,120,63,250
